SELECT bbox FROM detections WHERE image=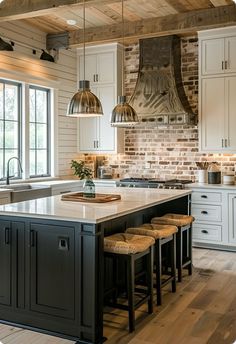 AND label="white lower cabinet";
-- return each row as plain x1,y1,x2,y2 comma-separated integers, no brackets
190,187,236,250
